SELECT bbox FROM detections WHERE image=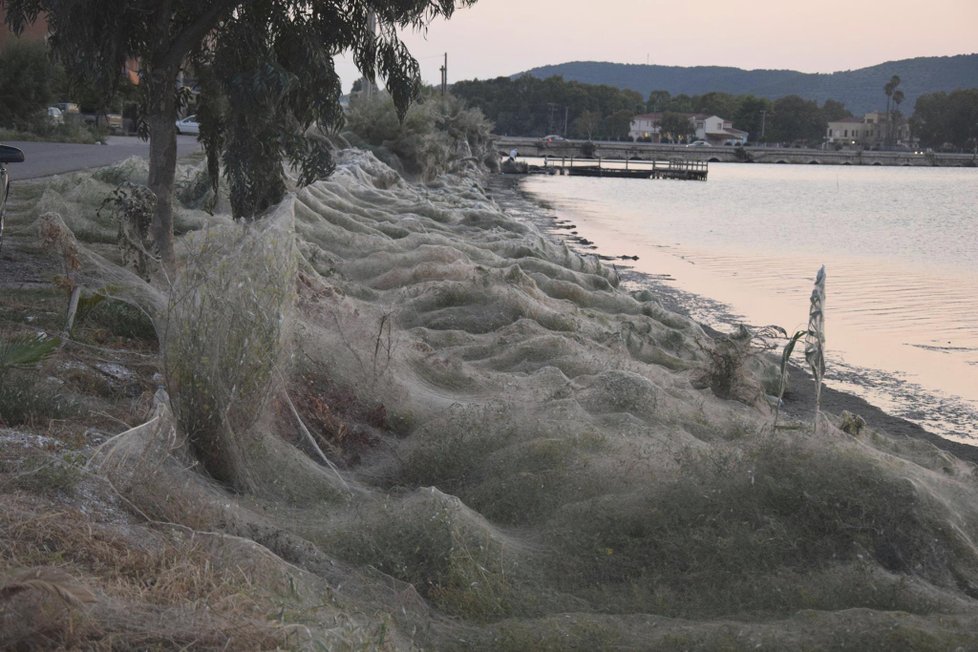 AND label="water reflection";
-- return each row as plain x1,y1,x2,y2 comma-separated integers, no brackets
524,163,978,441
